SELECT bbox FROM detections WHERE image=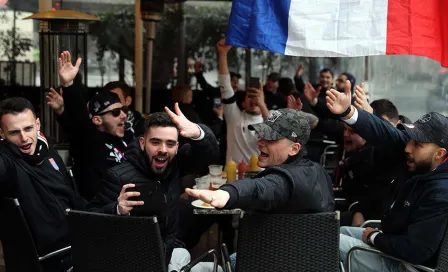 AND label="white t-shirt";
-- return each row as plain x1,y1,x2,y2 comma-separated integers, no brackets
219,74,263,164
